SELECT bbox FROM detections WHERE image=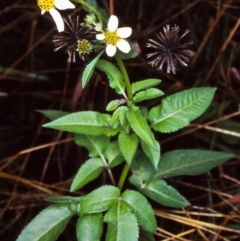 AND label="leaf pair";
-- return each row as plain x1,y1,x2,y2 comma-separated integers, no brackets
130,150,235,208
